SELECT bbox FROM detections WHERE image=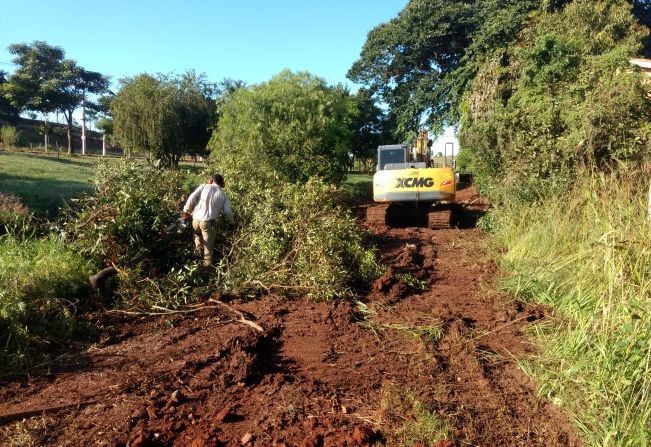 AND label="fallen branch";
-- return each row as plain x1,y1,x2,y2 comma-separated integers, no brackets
207,299,264,333
0,399,99,425
107,302,264,333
